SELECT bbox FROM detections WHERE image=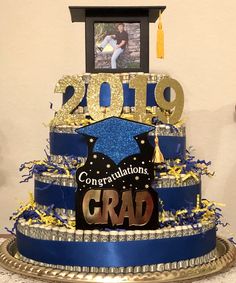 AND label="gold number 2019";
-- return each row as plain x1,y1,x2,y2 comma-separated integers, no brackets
50,74,184,127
